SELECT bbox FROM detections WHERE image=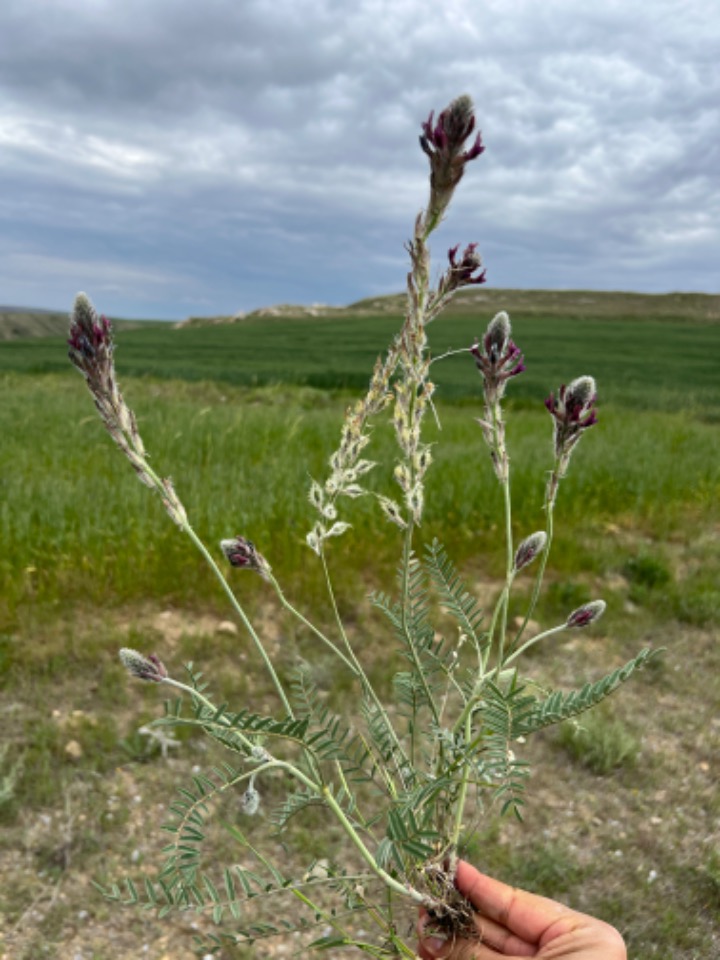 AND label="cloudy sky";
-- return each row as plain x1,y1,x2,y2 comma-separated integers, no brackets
1,0,717,319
